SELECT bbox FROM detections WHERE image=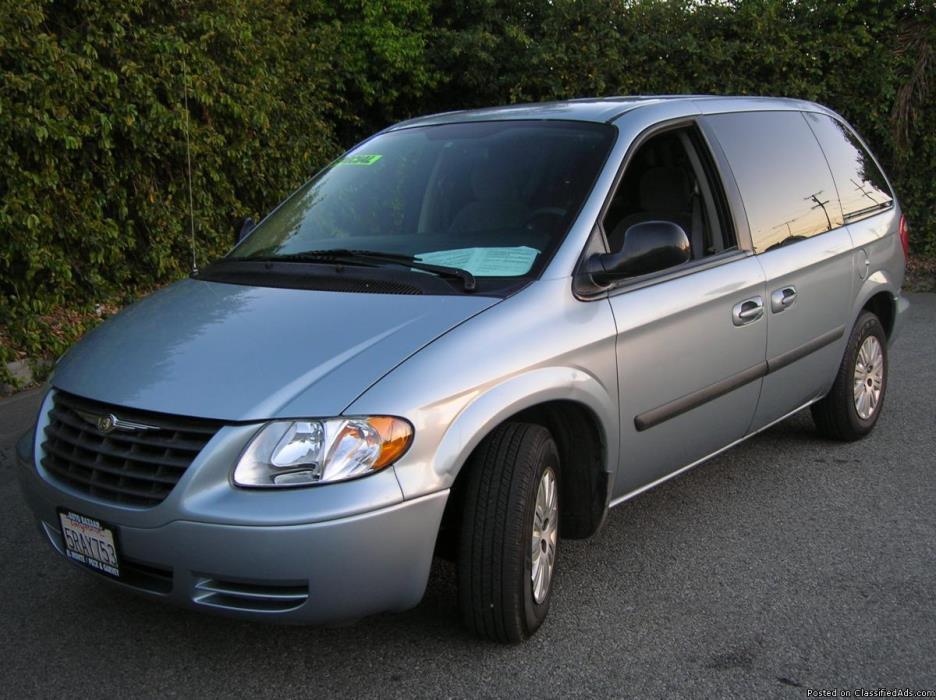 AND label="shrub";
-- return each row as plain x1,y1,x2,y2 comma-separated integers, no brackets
0,0,933,365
